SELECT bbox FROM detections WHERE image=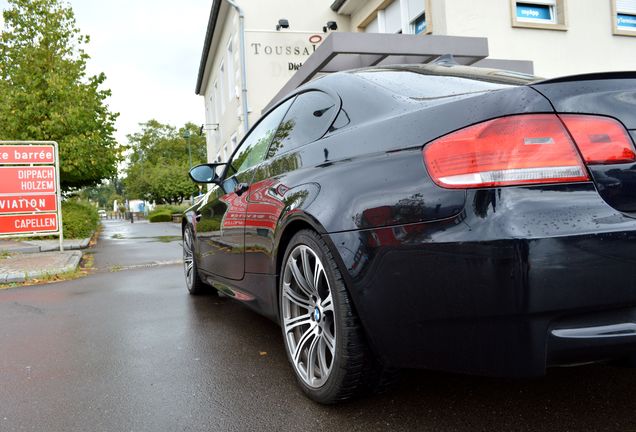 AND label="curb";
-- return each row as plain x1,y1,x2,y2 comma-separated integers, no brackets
0,237,92,254
0,251,83,284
